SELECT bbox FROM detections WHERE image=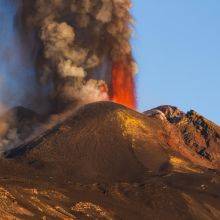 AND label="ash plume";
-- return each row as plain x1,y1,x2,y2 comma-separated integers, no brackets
0,0,136,153
19,0,136,111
